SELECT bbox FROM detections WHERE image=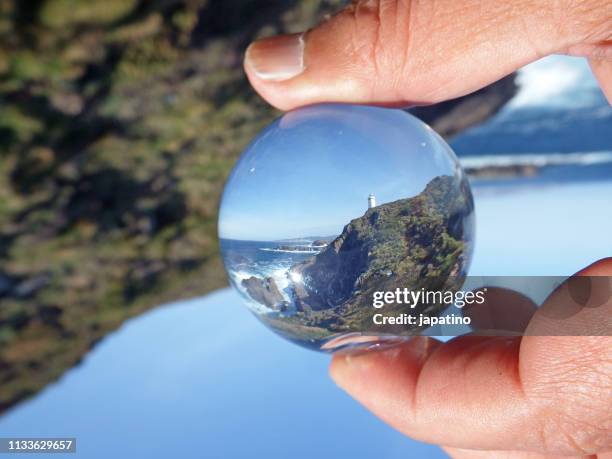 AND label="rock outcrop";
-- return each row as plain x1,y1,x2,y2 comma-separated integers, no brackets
409,74,517,138
242,276,288,312
273,245,318,252
0,0,512,413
